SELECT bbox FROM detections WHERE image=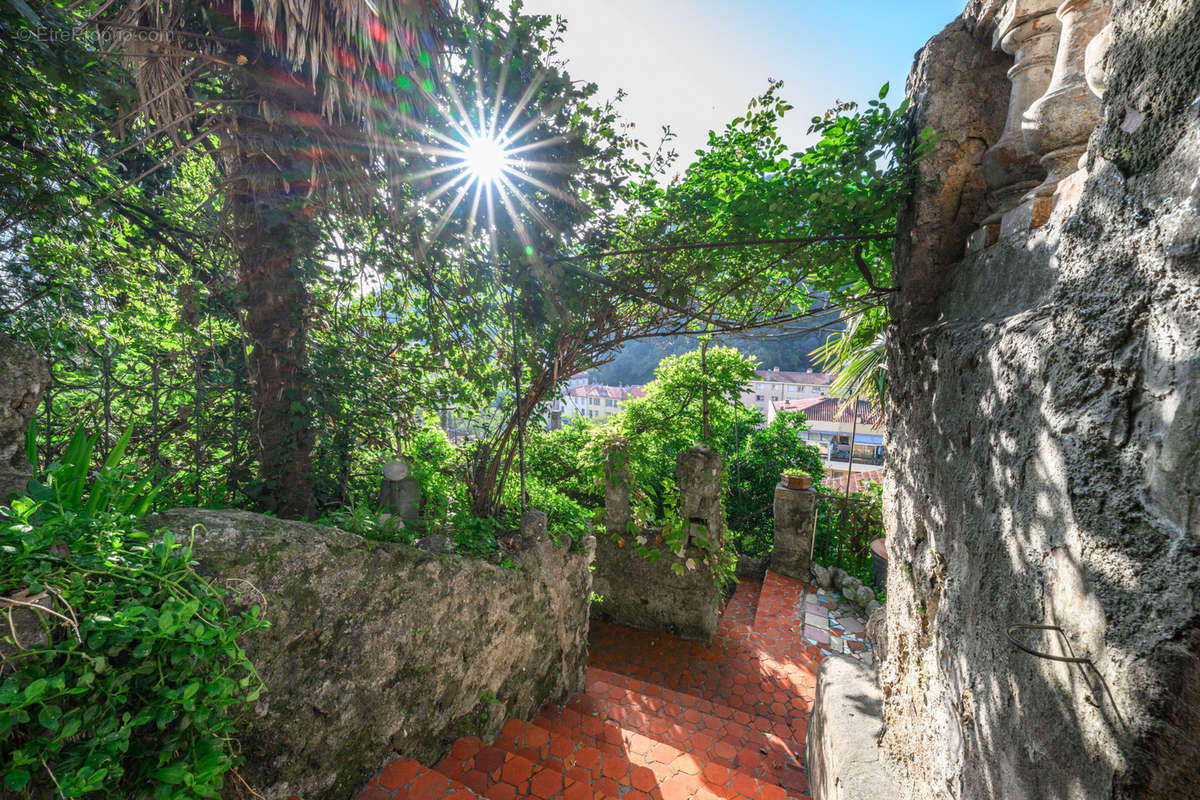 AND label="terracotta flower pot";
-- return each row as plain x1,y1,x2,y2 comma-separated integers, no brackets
782,473,811,490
